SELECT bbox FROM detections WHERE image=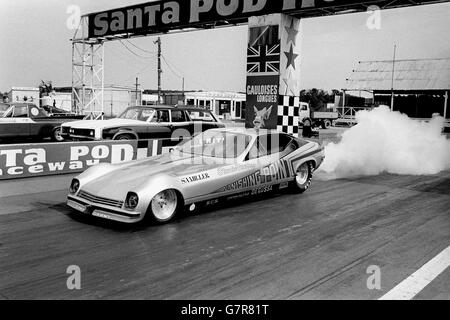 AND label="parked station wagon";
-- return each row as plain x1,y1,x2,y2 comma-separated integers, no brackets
61,105,225,146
